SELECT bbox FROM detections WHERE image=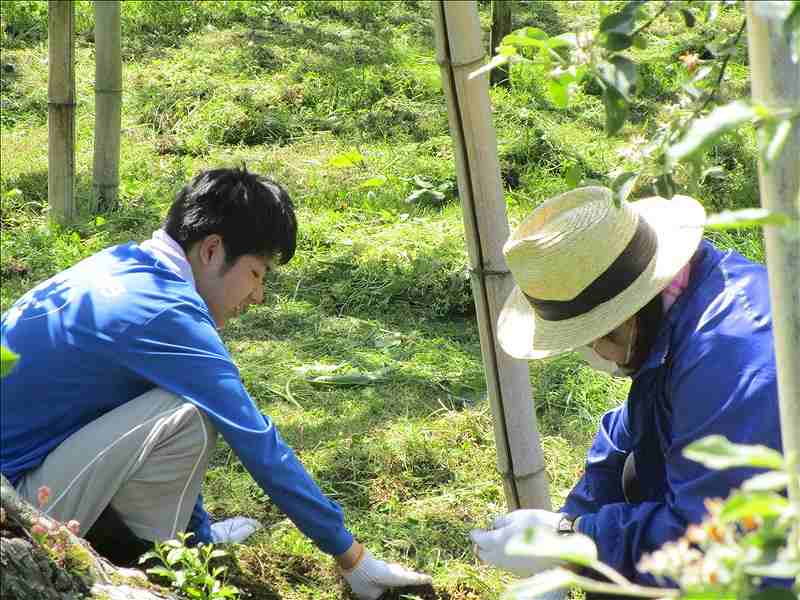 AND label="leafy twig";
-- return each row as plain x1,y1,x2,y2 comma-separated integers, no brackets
698,18,748,114
631,2,671,38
